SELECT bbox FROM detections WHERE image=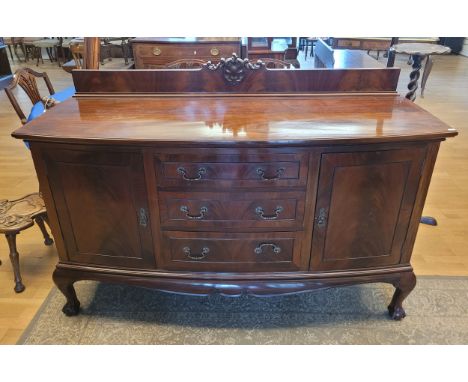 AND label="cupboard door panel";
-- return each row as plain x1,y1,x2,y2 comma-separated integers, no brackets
310,147,426,271
43,149,155,269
